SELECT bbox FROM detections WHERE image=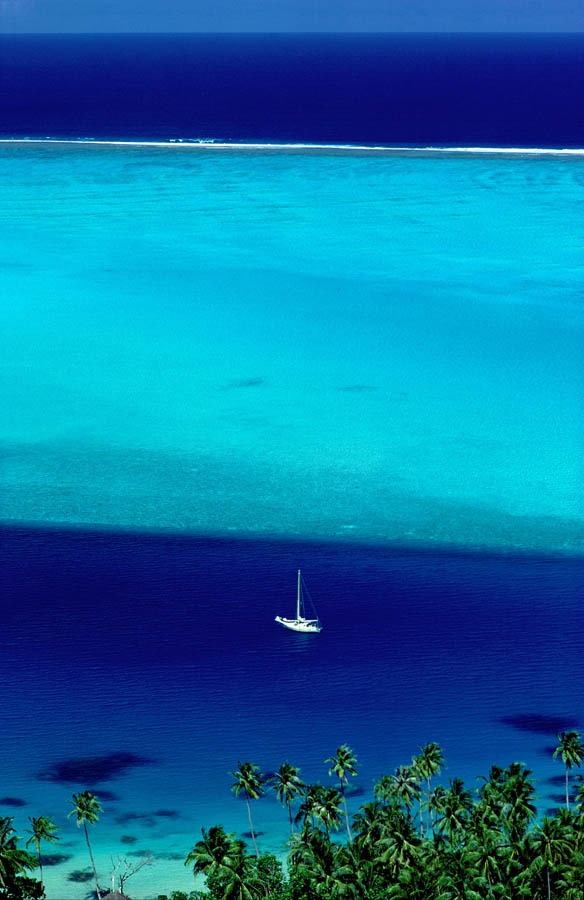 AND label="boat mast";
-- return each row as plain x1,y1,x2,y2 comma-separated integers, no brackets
297,569,301,620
